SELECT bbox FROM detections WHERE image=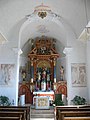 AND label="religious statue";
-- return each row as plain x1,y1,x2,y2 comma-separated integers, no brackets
42,67,46,79
37,71,41,81
22,70,26,81
60,66,64,80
